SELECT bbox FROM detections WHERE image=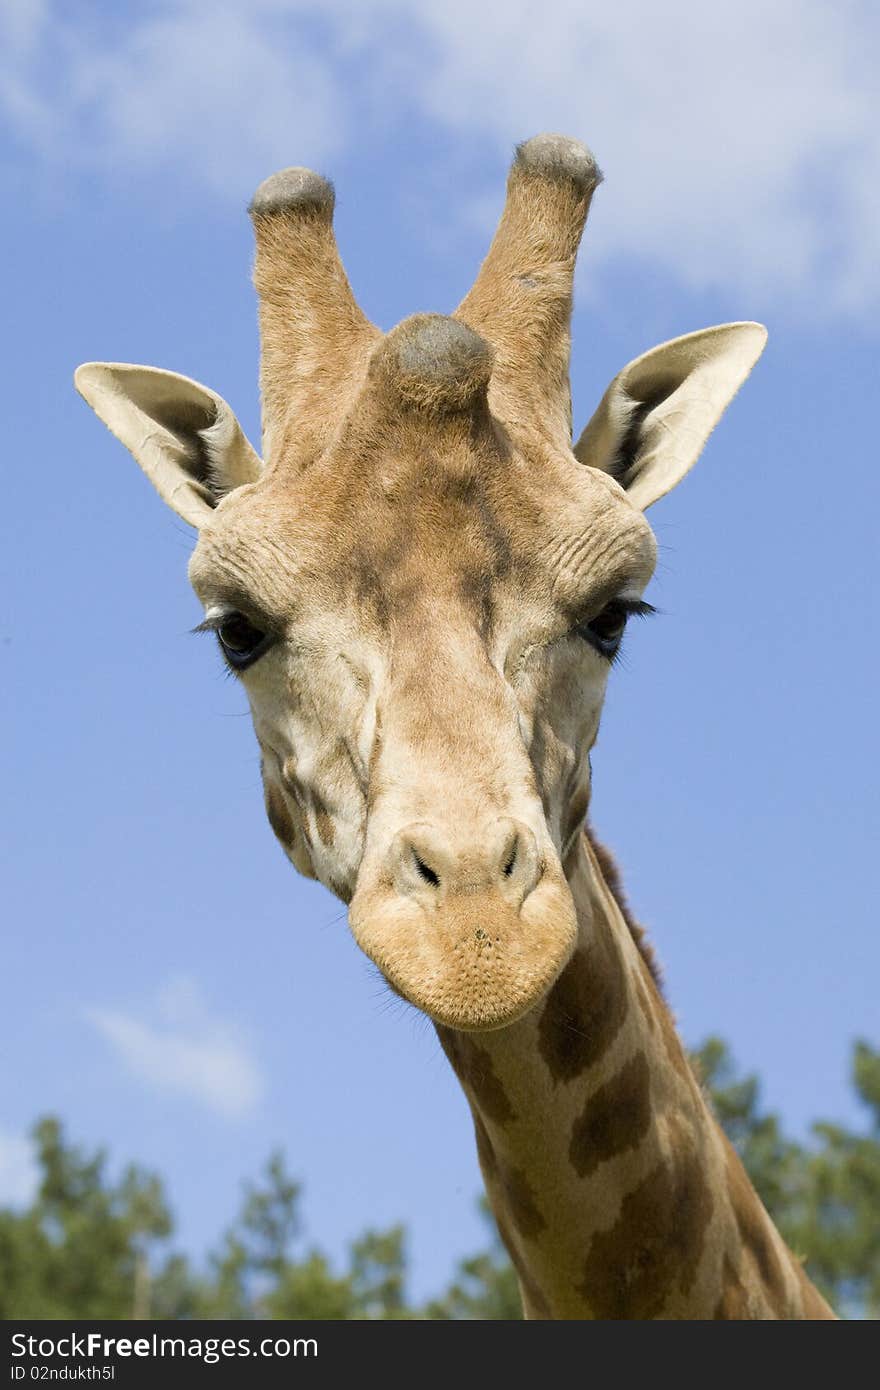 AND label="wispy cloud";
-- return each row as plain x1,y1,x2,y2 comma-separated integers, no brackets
0,1129,38,1207
0,1,344,193
86,976,265,1121
2,0,878,313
